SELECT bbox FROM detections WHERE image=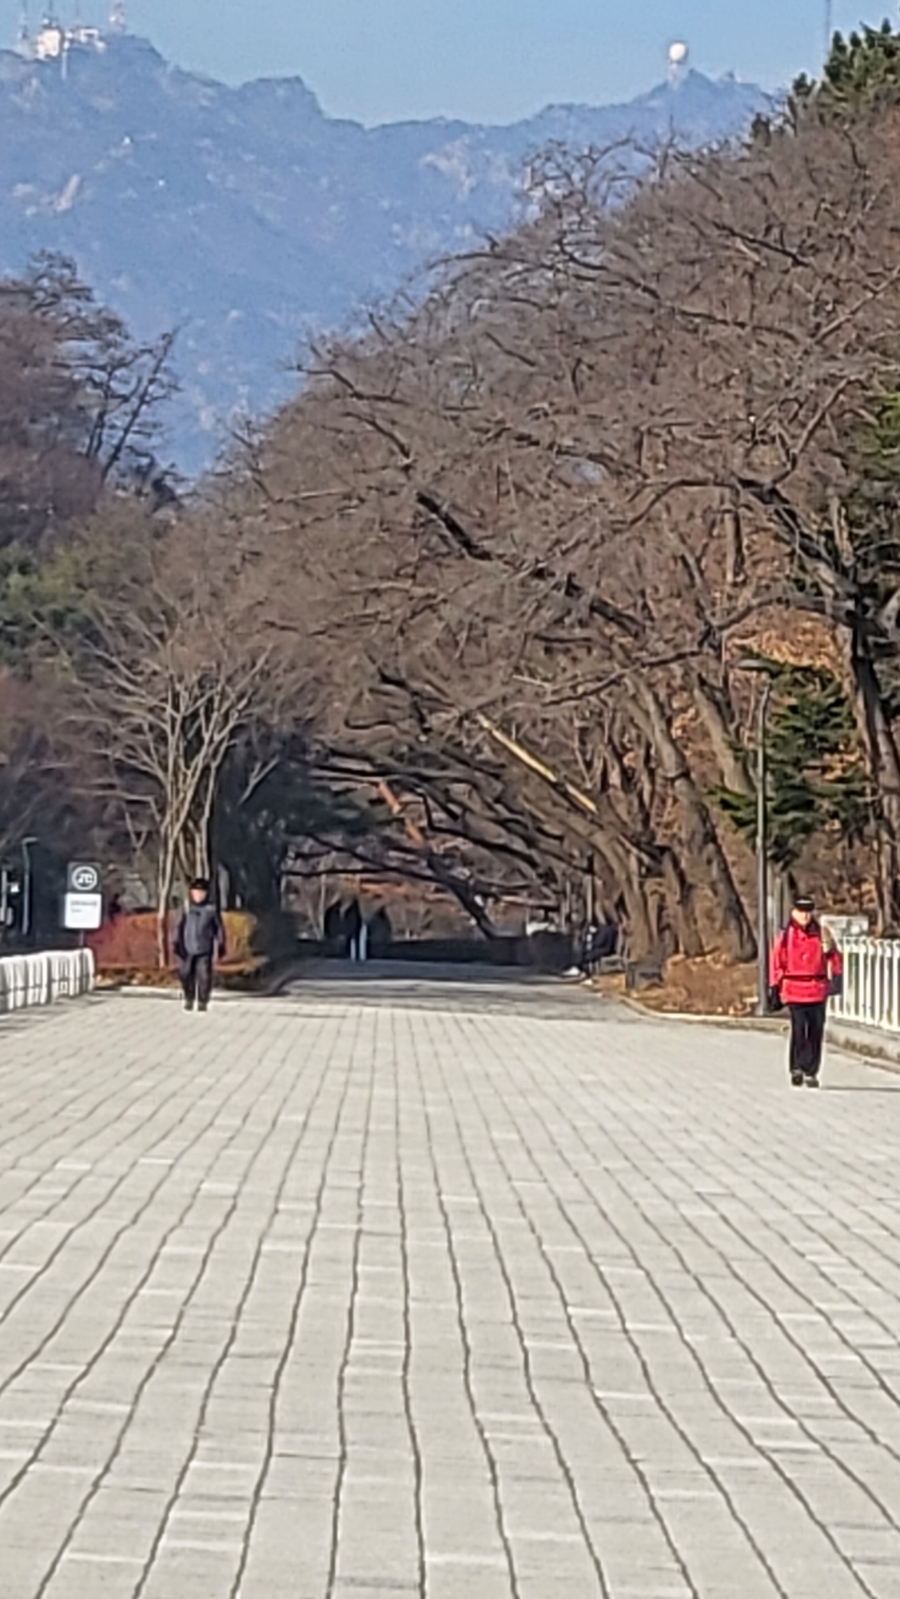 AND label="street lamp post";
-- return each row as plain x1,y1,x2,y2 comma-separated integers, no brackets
754,682,772,1017
735,661,773,1016
20,837,37,943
